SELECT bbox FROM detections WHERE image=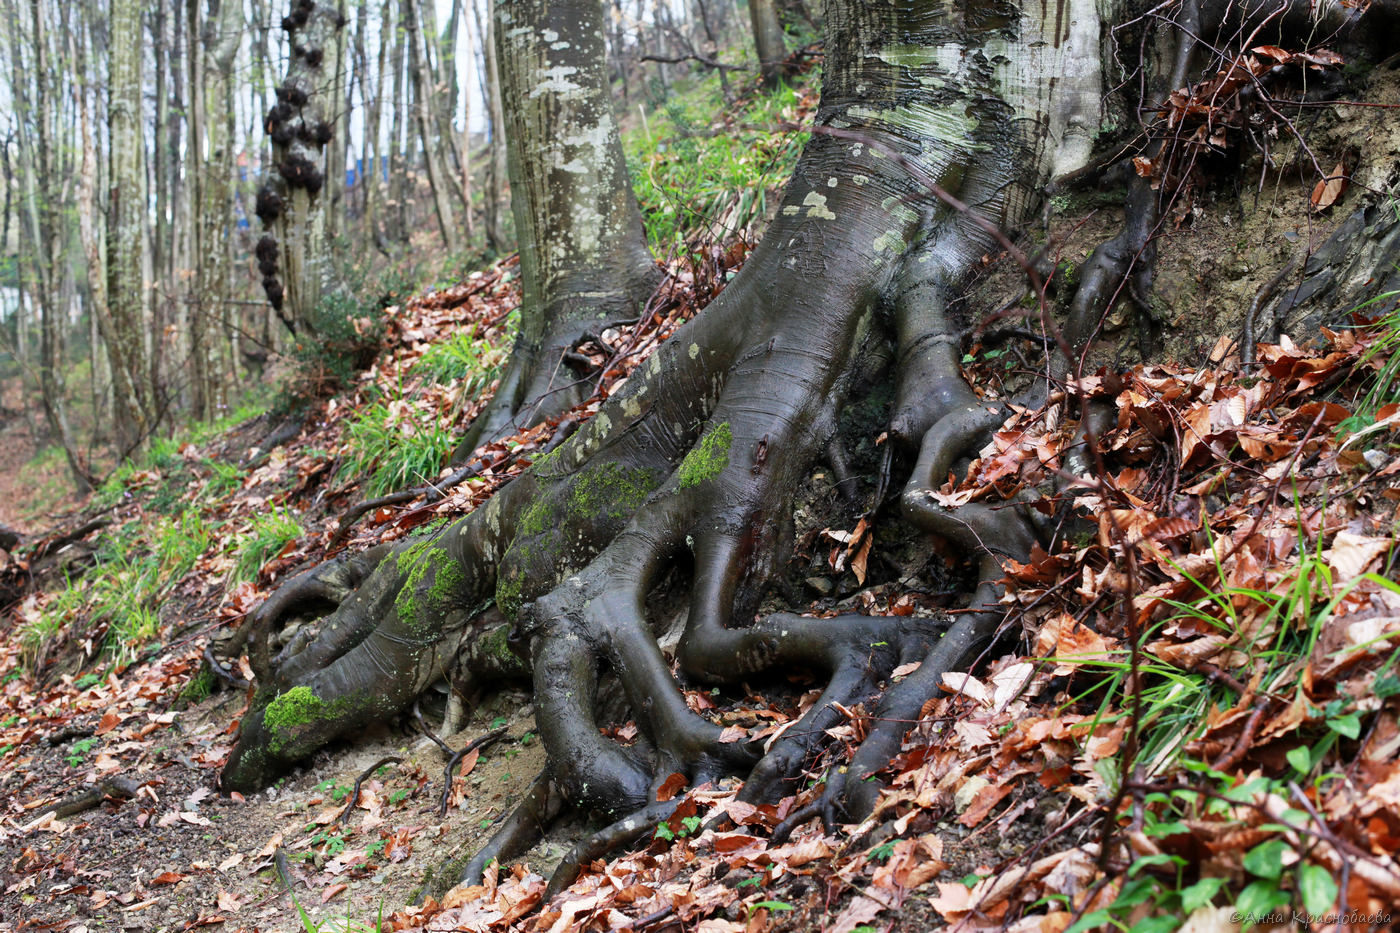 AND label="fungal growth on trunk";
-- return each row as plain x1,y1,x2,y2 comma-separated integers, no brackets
255,0,345,334
222,0,1400,894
